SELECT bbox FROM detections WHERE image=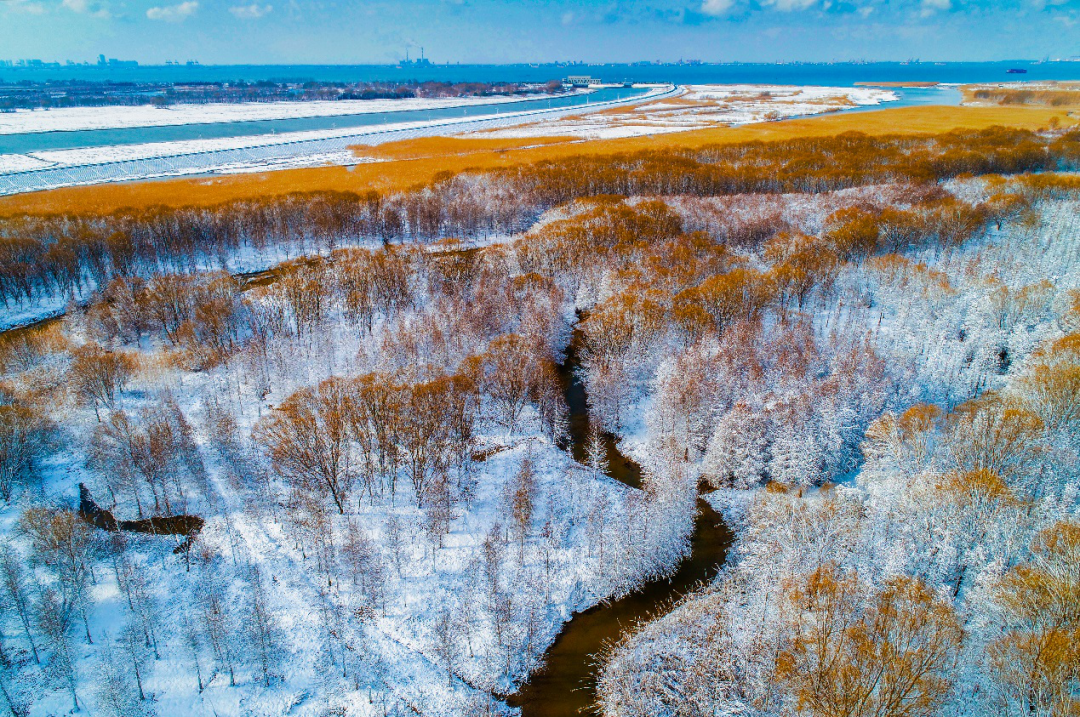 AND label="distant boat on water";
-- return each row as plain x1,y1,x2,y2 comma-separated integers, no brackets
1006,68,1028,74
